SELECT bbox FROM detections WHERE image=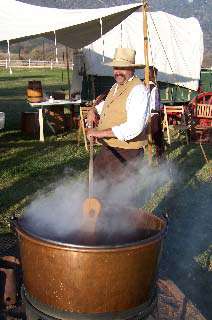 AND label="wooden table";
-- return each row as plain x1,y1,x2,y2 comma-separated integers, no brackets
29,99,83,141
